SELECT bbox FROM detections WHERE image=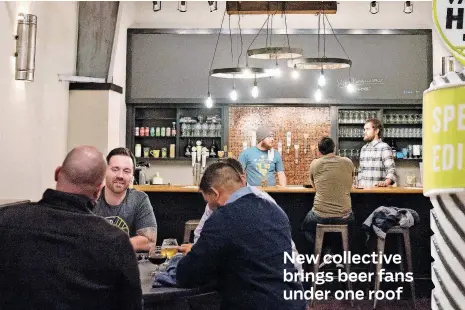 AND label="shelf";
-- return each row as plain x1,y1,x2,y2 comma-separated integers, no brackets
338,137,363,140
384,137,422,139
340,157,422,161
135,117,176,121
179,136,222,139
135,136,176,138
338,122,365,125
383,123,422,126
136,157,220,162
